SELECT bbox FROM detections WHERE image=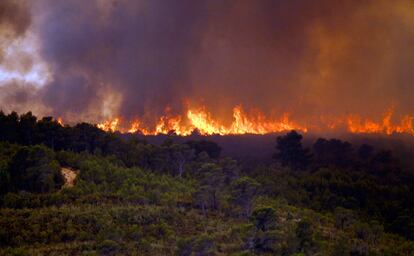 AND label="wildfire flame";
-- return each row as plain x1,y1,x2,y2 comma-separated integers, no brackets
107,105,306,135
92,105,414,136
97,118,120,132
57,117,64,126
347,109,414,135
